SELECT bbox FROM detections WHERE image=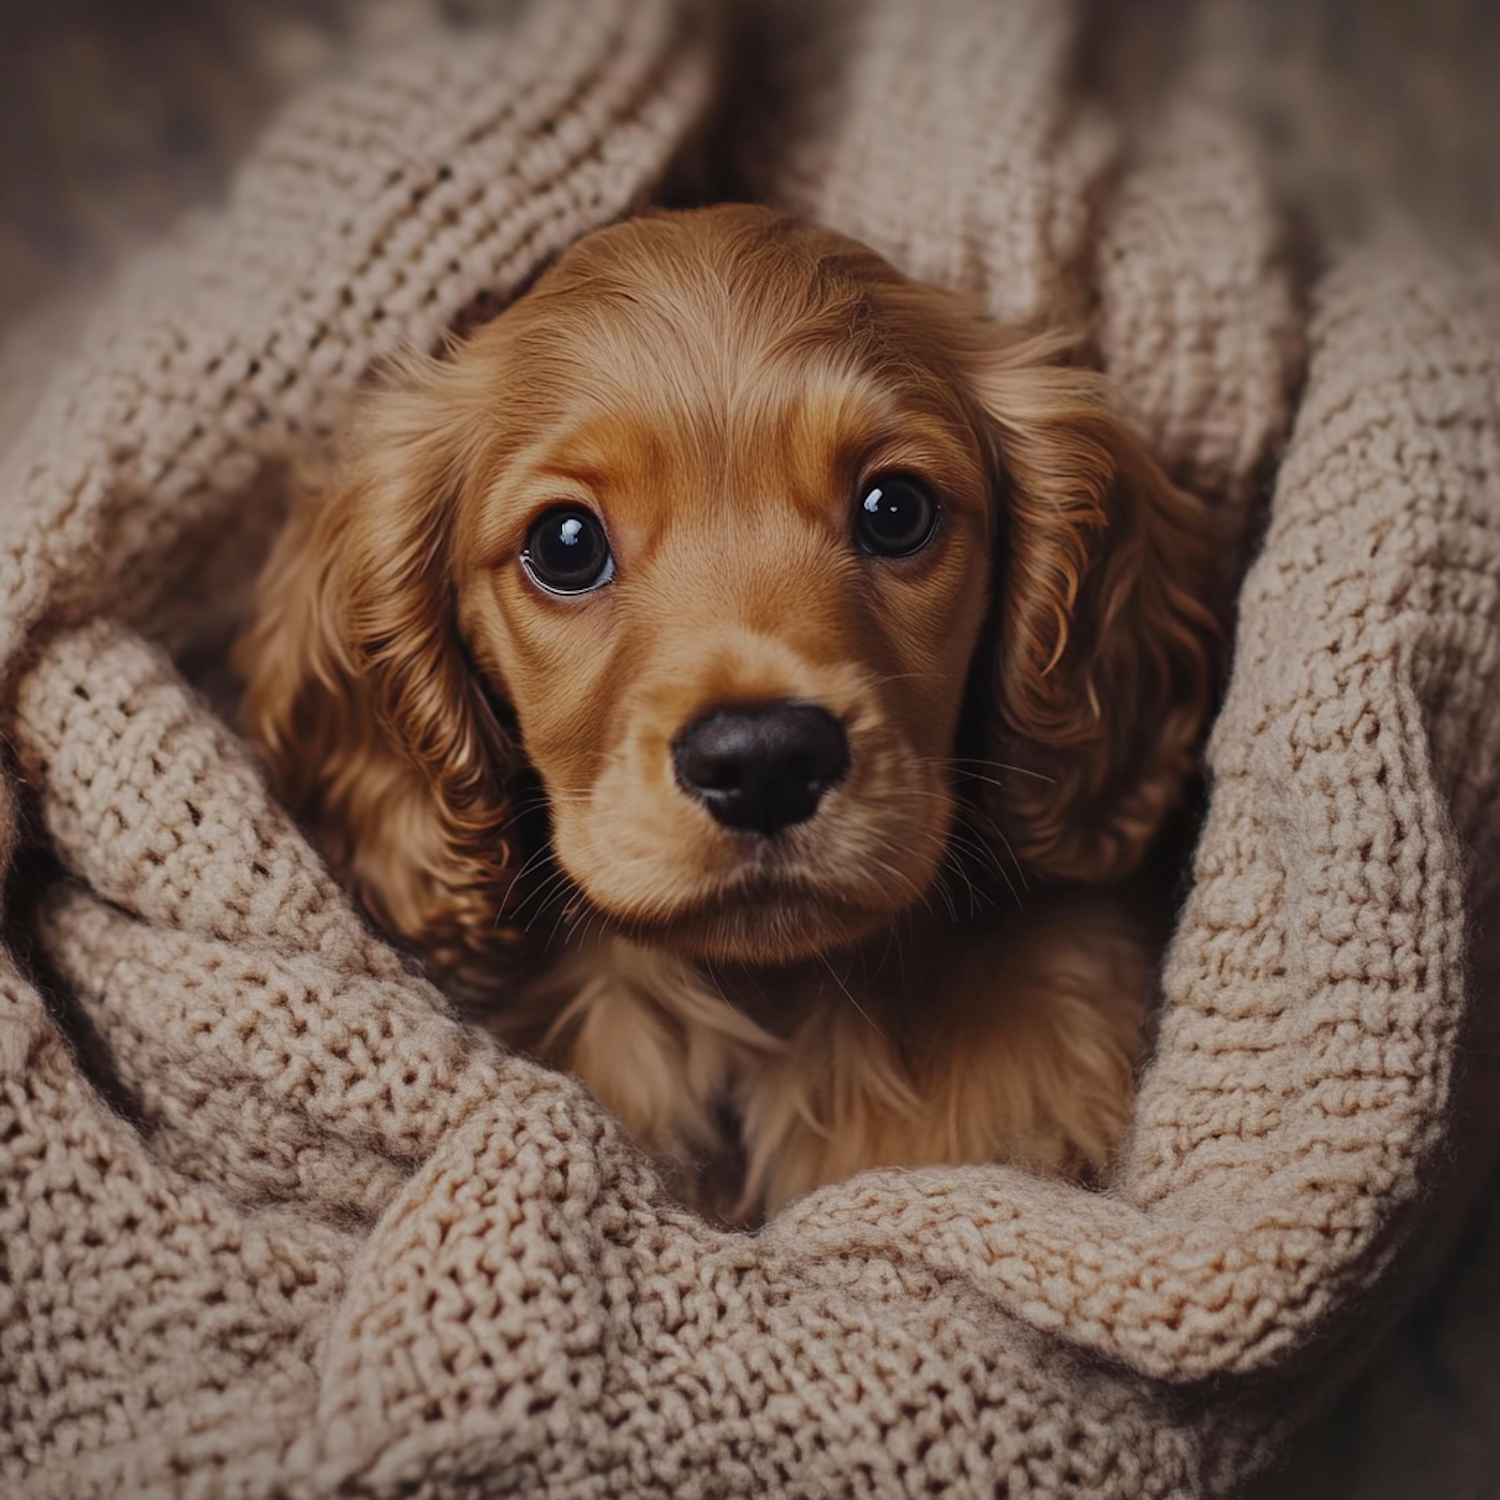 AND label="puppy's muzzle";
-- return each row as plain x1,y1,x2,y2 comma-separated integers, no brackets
672,701,849,837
